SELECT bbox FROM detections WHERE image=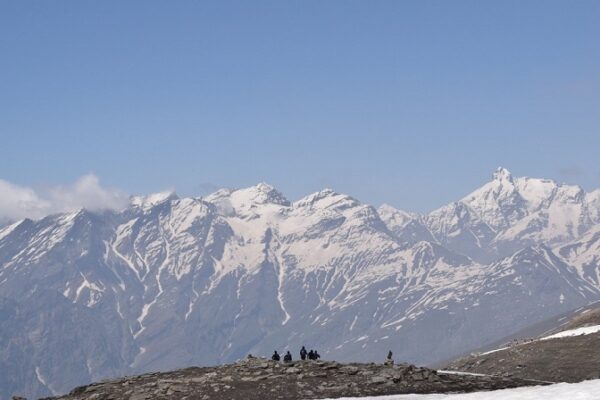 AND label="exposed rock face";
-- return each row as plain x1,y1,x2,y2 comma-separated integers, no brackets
42,358,549,400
